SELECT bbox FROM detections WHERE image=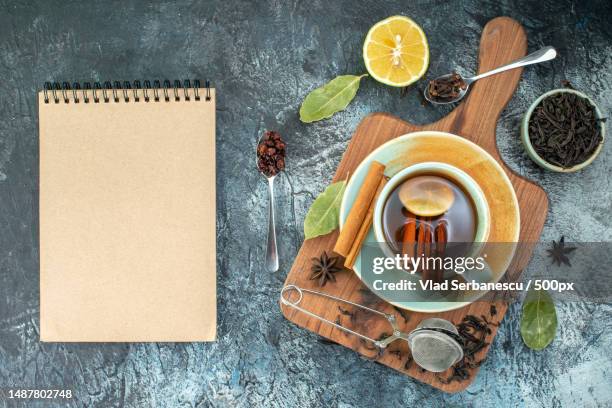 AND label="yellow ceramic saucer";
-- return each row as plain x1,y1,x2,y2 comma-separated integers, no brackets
339,131,520,313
